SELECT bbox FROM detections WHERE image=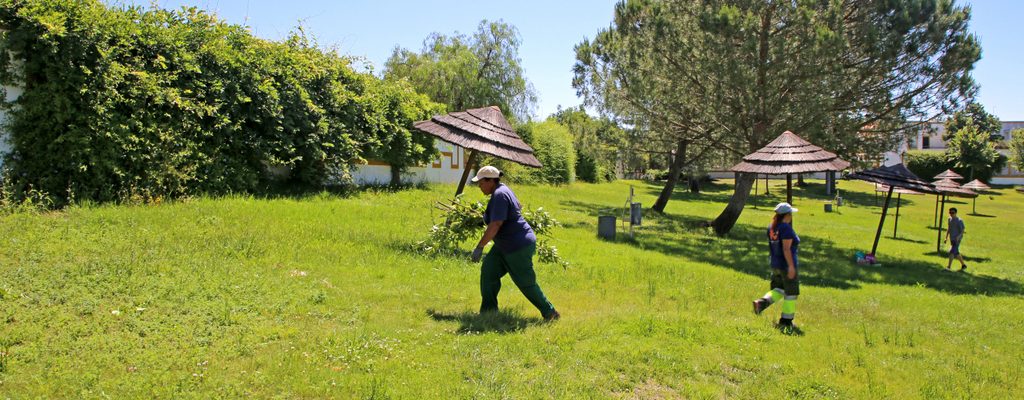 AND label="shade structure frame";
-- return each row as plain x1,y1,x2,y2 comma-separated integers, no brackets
848,163,939,257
